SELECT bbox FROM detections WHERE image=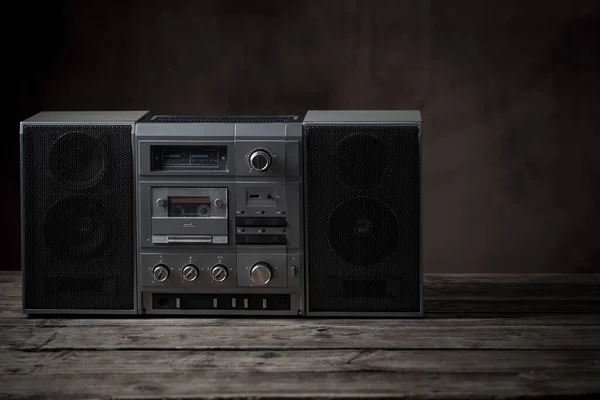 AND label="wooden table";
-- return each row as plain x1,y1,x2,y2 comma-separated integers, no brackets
1,271,599,399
